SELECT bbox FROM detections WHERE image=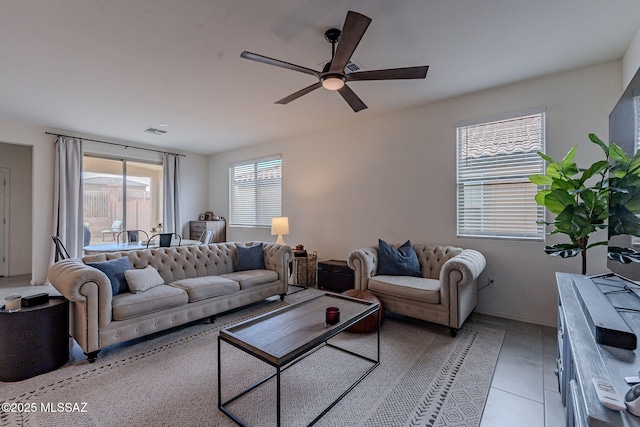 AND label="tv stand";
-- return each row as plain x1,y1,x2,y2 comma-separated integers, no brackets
557,272,640,426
